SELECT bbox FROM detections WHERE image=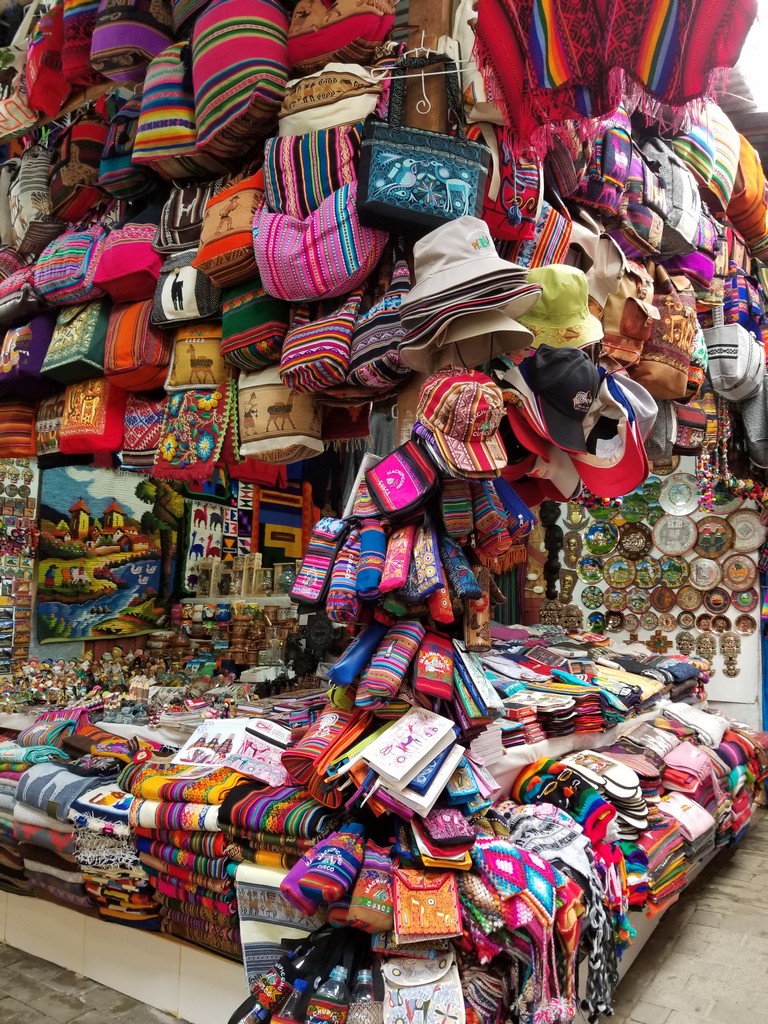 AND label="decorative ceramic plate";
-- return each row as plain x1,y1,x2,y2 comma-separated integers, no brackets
581,585,603,610
659,556,689,588
650,585,676,612
624,612,640,632
711,614,731,634
735,613,757,636
634,556,662,589
584,521,620,556
652,515,697,556
660,474,700,515
689,557,723,590
617,523,653,560
605,611,625,633
627,589,651,613
603,555,636,588
694,516,735,558
588,503,619,521
641,611,659,630
645,503,665,526
695,613,713,631
711,486,743,515
703,587,731,613
677,610,696,629
721,554,758,592
659,612,677,631
731,588,759,612
604,588,628,612
587,611,606,632
677,584,703,611
643,476,663,502
619,492,647,523
728,509,767,553
577,556,604,584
